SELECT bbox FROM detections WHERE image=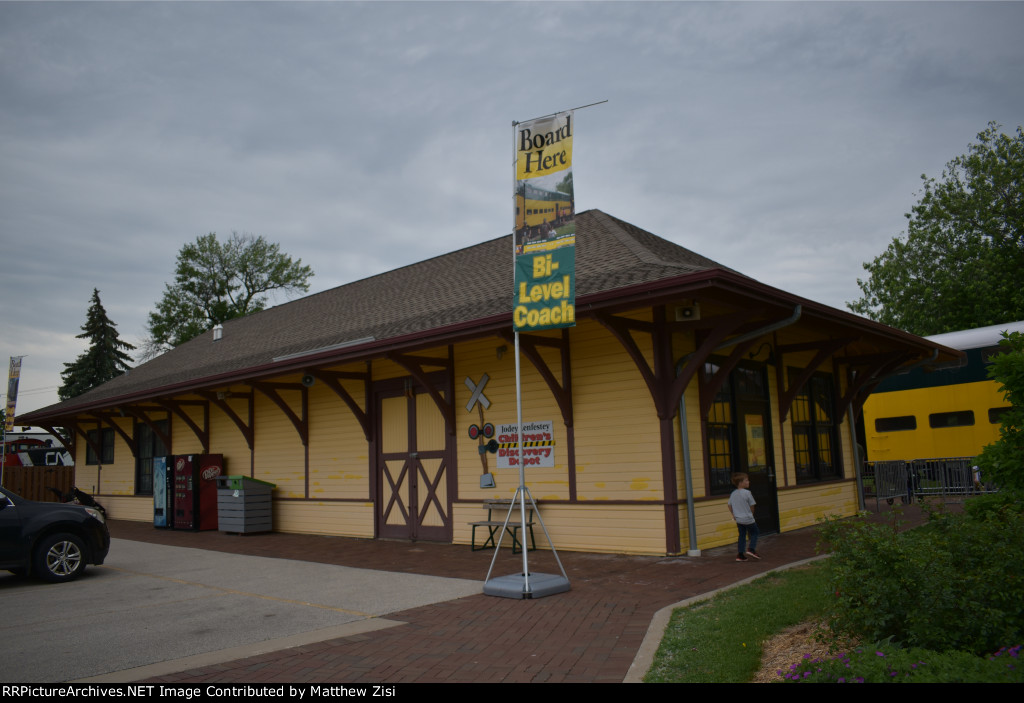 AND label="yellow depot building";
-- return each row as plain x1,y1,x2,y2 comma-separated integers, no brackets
20,211,959,556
